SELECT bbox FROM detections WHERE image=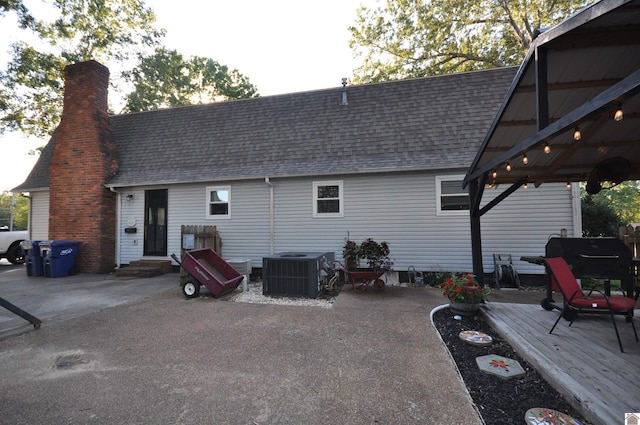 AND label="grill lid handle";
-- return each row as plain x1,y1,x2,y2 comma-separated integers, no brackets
579,254,620,259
